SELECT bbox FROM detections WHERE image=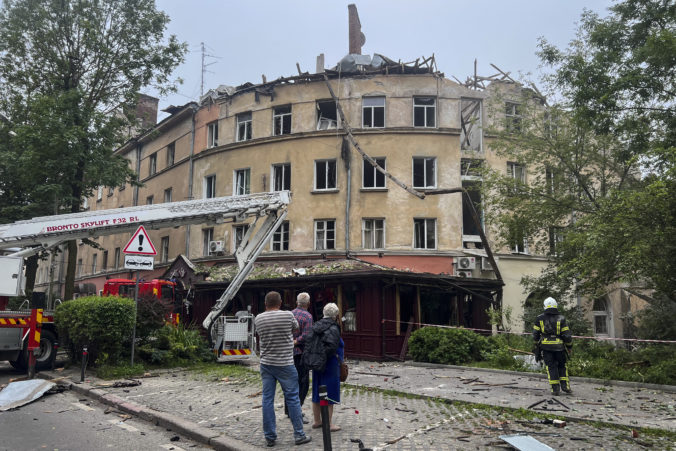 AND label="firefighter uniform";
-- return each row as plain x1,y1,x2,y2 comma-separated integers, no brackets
533,297,573,395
